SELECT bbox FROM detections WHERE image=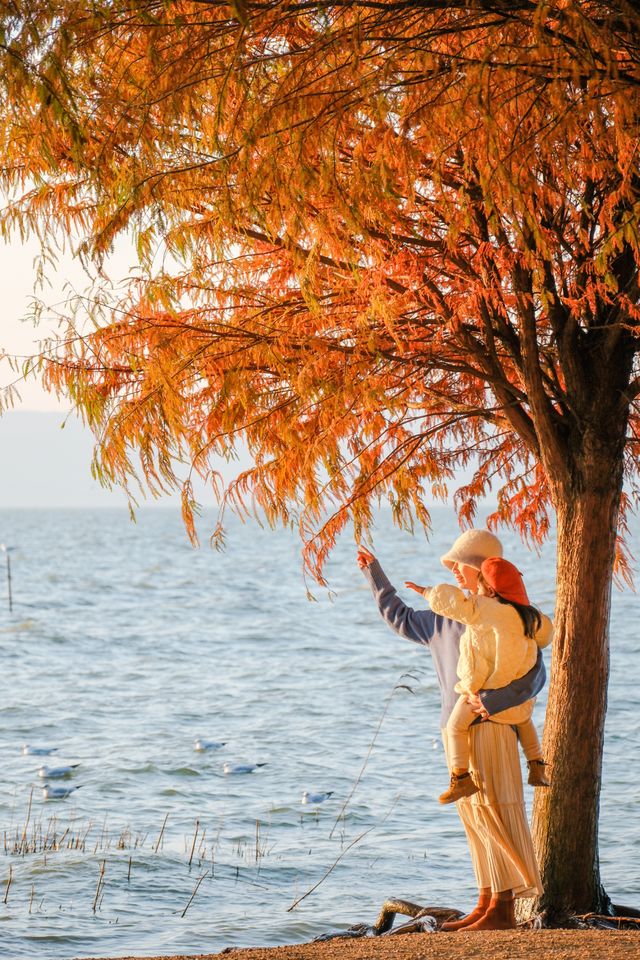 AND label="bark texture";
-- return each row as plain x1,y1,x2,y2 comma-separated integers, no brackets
531,488,618,919
527,332,635,920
